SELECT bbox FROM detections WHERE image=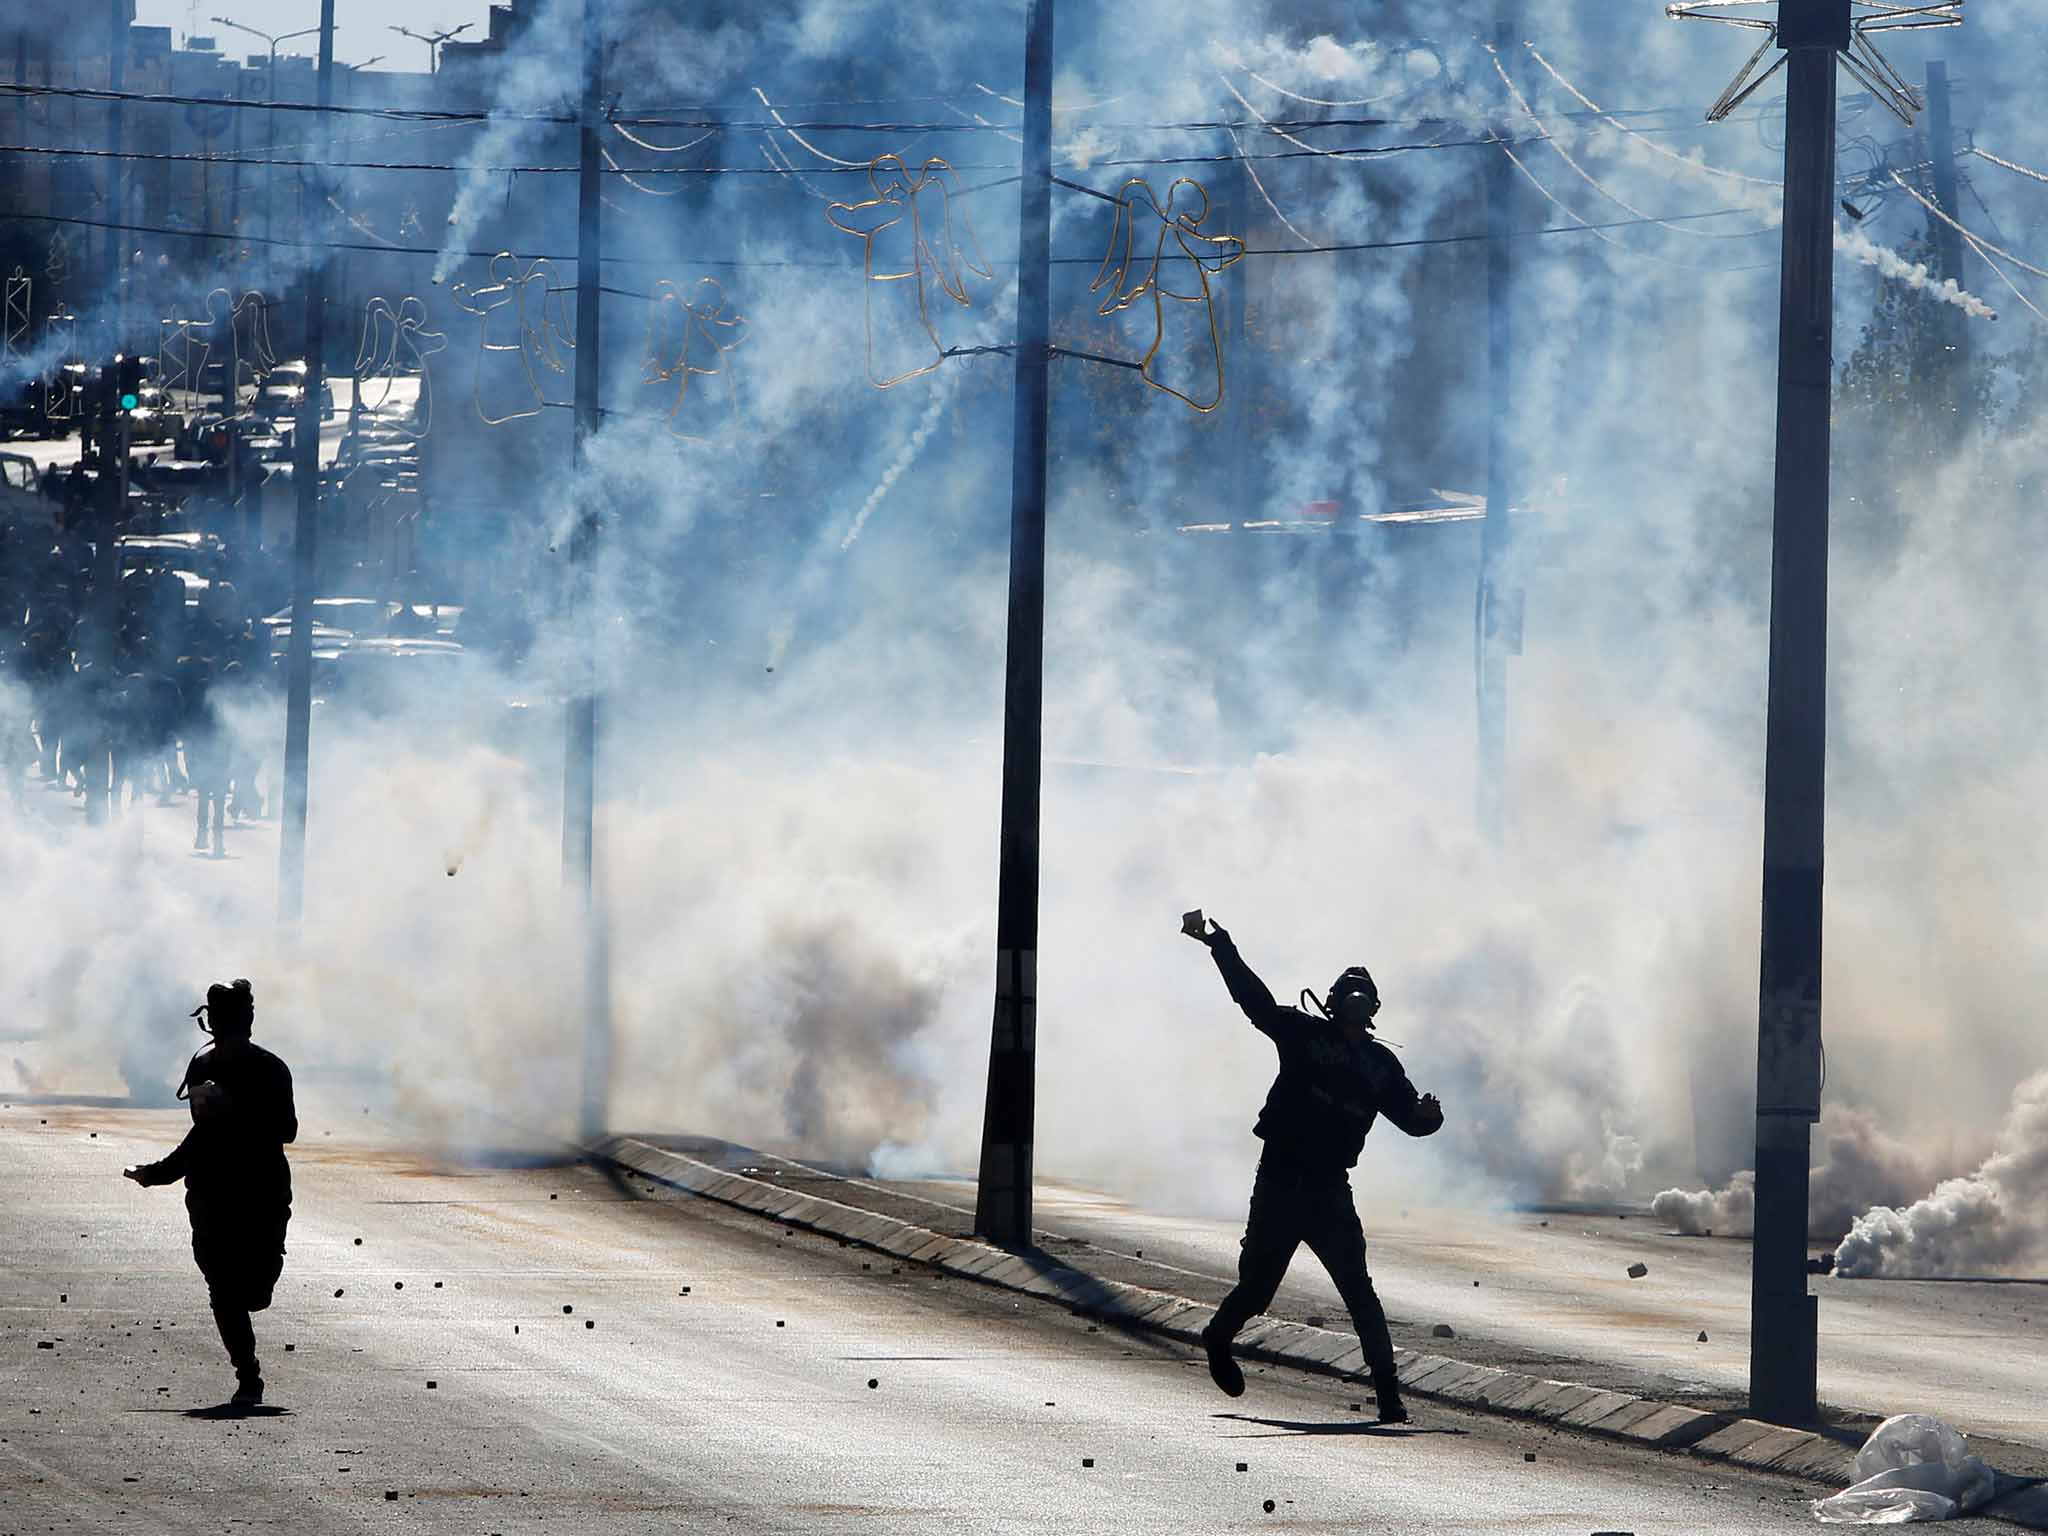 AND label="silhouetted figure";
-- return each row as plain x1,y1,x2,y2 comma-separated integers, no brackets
1186,915,1444,1425
124,981,297,1408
